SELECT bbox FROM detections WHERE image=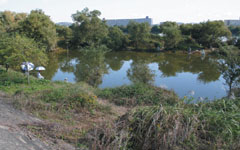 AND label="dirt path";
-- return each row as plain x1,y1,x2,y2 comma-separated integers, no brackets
0,92,74,150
